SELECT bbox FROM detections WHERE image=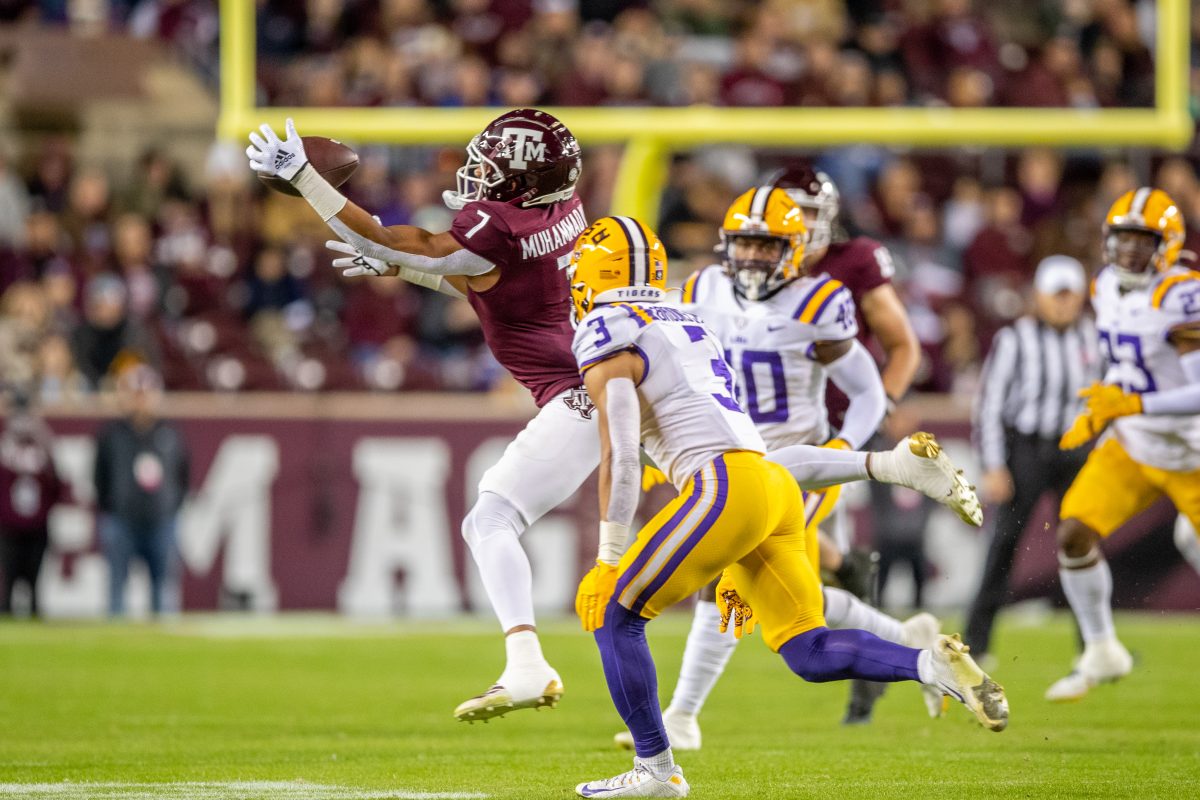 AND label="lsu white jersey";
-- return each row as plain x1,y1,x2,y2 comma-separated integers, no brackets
1092,265,1200,471
679,265,859,449
572,301,766,490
